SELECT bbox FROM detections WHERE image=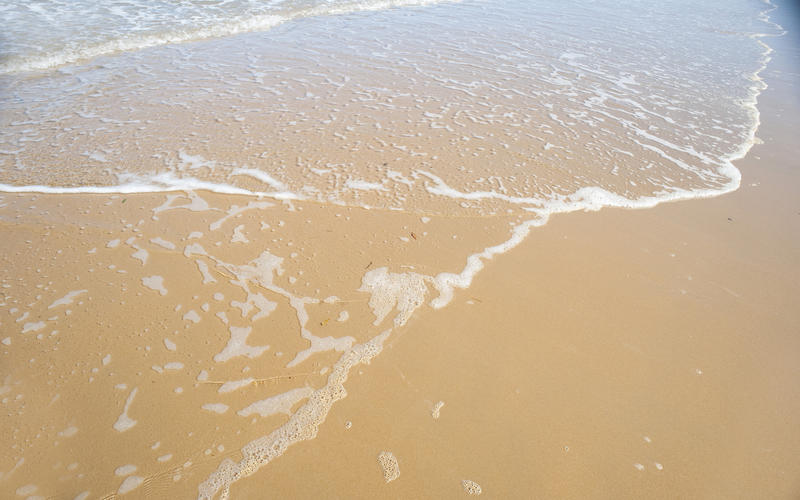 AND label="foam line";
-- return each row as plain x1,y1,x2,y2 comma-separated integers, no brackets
0,0,461,74
0,172,300,200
